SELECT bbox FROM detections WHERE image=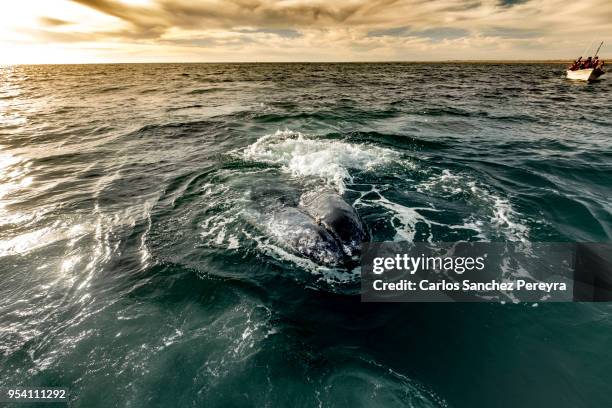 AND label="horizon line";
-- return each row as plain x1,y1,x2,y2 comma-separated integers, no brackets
2,59,583,66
